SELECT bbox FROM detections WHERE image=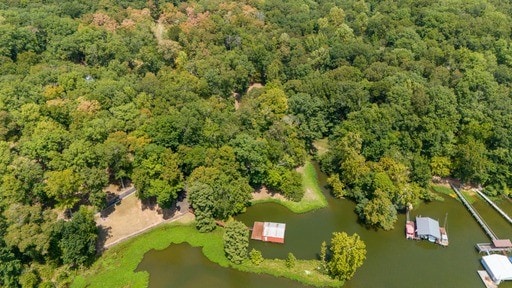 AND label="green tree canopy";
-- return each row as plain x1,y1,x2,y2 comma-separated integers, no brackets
223,220,249,264
53,207,98,267
188,166,252,221
0,241,22,288
327,232,366,281
3,204,55,259
131,144,184,208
